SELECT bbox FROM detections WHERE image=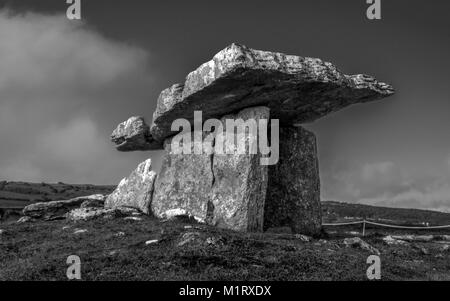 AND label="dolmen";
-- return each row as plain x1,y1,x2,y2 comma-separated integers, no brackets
107,43,394,235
